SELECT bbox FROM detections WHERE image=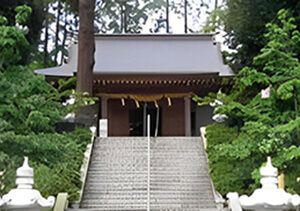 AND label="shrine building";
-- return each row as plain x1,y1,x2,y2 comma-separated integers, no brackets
35,34,233,137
